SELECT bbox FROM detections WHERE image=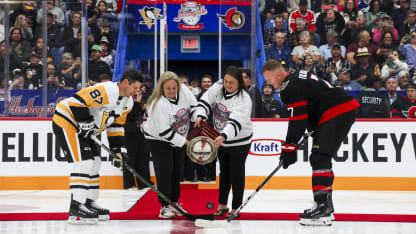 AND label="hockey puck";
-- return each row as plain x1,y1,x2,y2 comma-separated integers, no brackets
206,202,215,209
